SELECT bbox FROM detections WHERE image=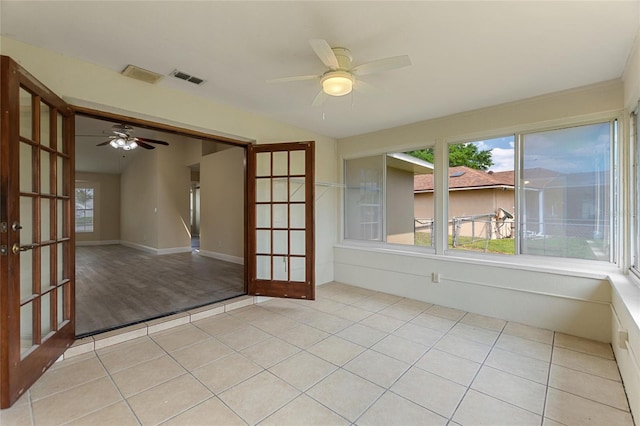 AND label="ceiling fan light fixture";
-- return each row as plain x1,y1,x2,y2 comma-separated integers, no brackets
109,140,119,148
321,71,354,97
